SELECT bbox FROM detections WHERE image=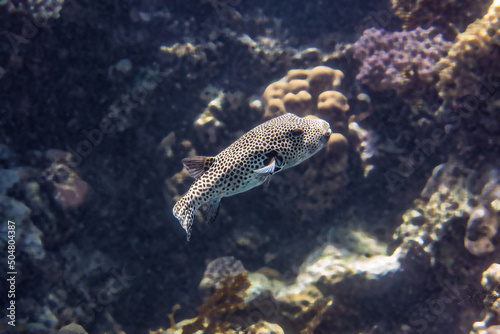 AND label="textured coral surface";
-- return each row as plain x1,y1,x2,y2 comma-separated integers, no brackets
354,27,452,95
